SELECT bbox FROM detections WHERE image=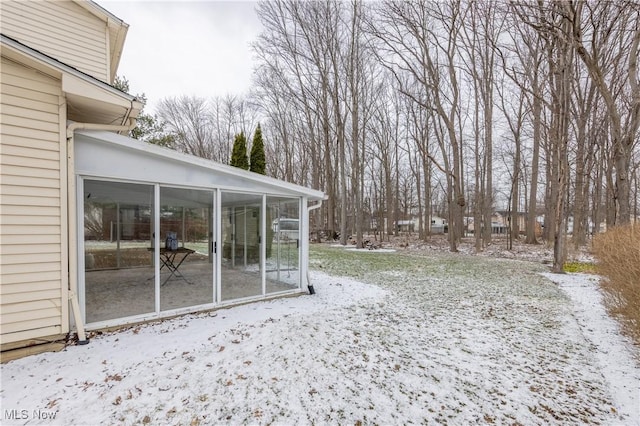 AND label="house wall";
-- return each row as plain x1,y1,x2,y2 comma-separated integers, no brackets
0,57,68,346
0,0,109,83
